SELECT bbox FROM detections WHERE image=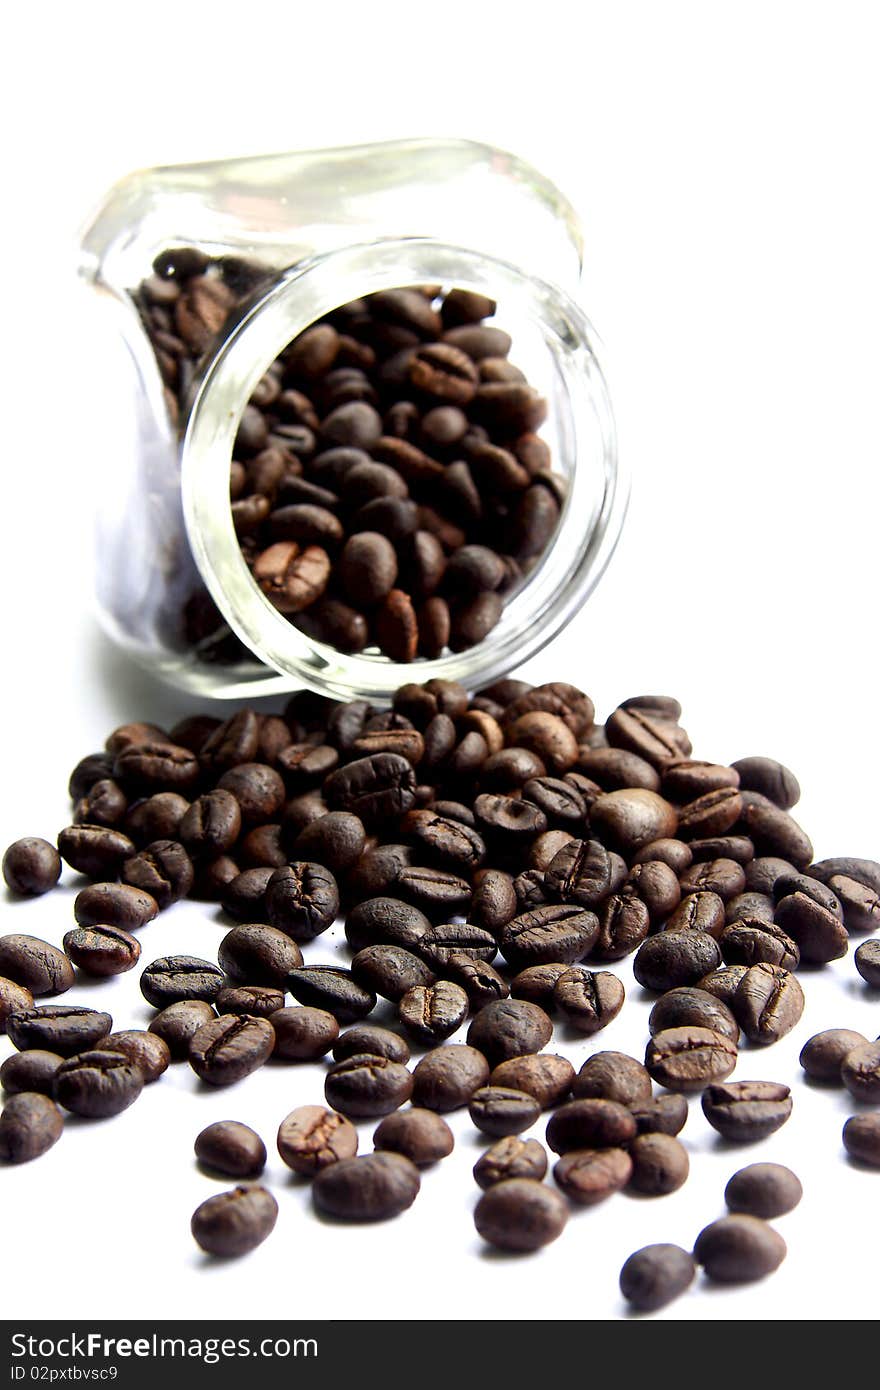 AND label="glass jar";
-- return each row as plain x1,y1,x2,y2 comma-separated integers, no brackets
79,138,625,702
